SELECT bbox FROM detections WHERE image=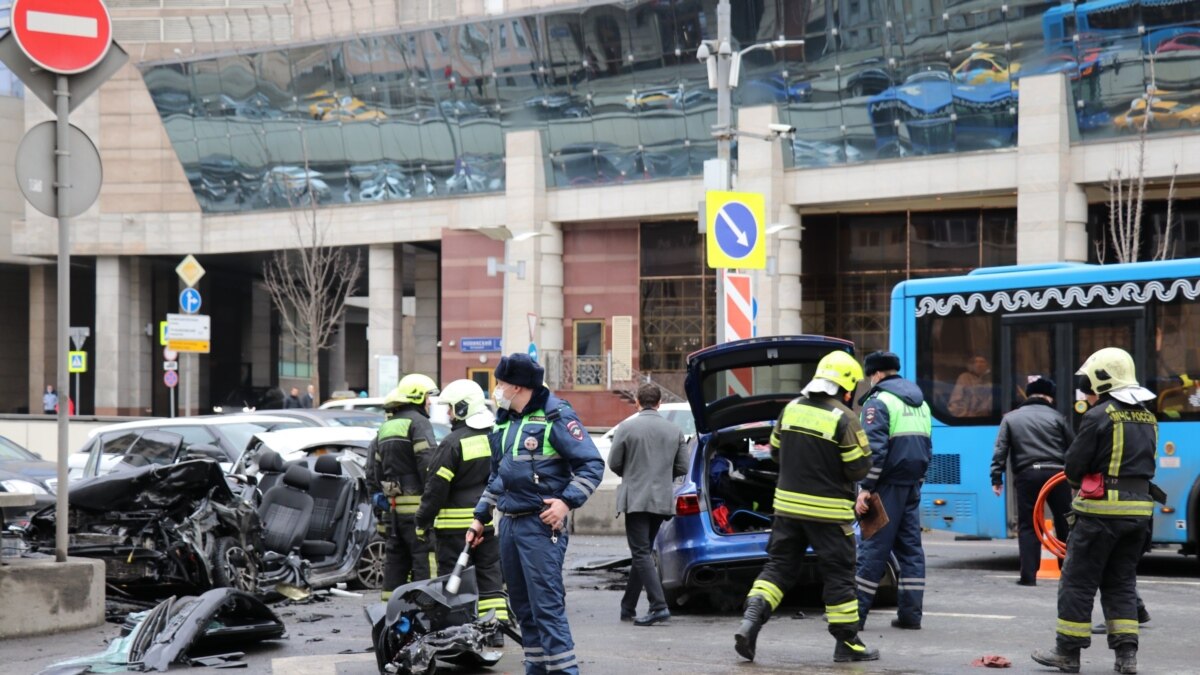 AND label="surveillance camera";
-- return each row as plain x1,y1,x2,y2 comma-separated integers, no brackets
768,123,796,136
696,43,711,61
